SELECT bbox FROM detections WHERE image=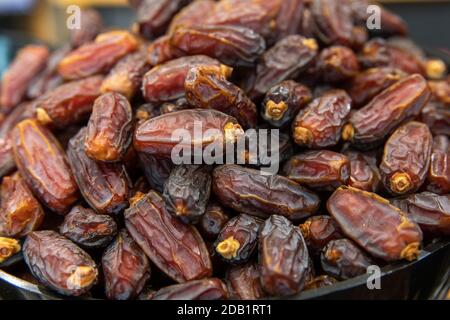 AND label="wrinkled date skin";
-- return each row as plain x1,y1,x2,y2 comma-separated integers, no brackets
146,35,178,67
124,191,212,283
213,165,320,221
102,229,151,300
261,80,312,128
259,215,310,297
12,119,79,214
185,66,257,129
380,121,432,196
426,135,450,194
304,275,337,290
85,93,133,162
58,31,138,80
345,150,381,193
327,186,423,261
0,173,44,238
317,46,360,83
0,45,49,113
170,25,266,67
251,35,318,98
226,263,265,300
283,151,350,191
342,74,430,149
391,192,450,237
34,75,103,129
214,214,262,264
134,109,244,158
67,128,131,215
198,202,230,241
60,206,118,248
142,55,229,104
292,89,351,149
70,8,103,48
168,0,214,34
320,239,372,280
148,278,228,300
421,103,450,137
23,230,98,296
163,165,212,224
299,215,342,256
138,153,172,193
